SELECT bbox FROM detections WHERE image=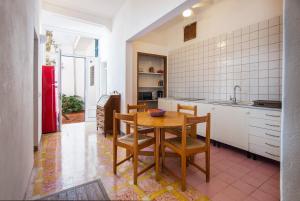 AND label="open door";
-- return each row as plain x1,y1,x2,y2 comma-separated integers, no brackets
60,55,86,125
85,57,99,121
